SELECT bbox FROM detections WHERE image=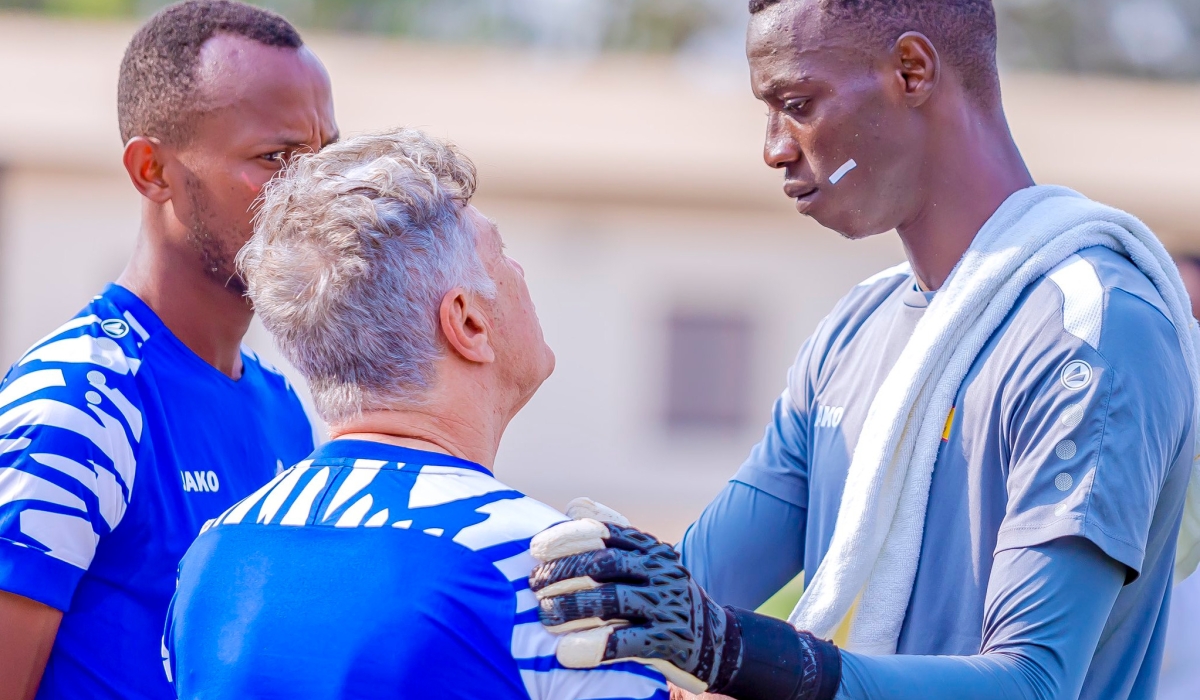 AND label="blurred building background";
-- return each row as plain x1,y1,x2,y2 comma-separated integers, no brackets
5,0,1200,77
1,1,1199,694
